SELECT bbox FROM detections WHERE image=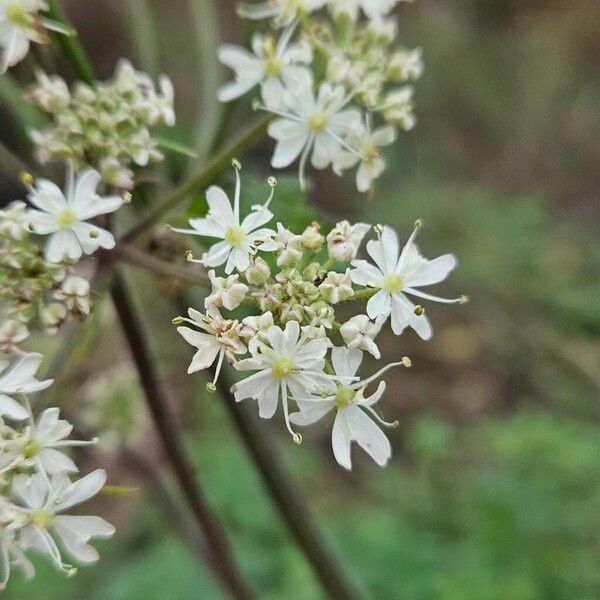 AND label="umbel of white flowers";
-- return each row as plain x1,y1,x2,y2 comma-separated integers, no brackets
220,0,423,192
173,162,467,469
0,354,114,589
